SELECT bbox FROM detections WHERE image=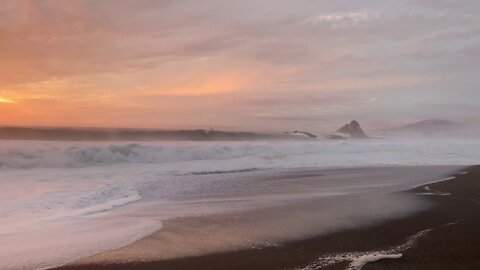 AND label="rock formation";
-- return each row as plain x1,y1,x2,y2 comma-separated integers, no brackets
336,120,368,138
285,130,317,139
